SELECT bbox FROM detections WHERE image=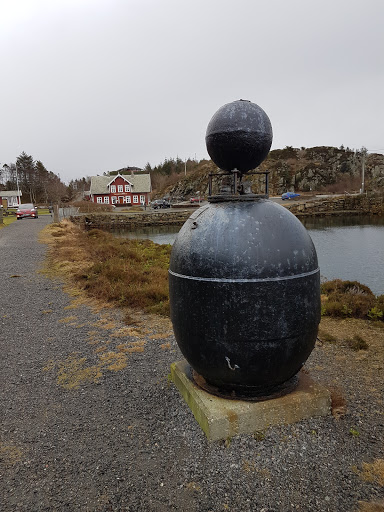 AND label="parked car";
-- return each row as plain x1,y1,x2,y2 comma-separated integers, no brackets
190,197,201,203
16,203,38,219
282,192,300,200
151,199,171,209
